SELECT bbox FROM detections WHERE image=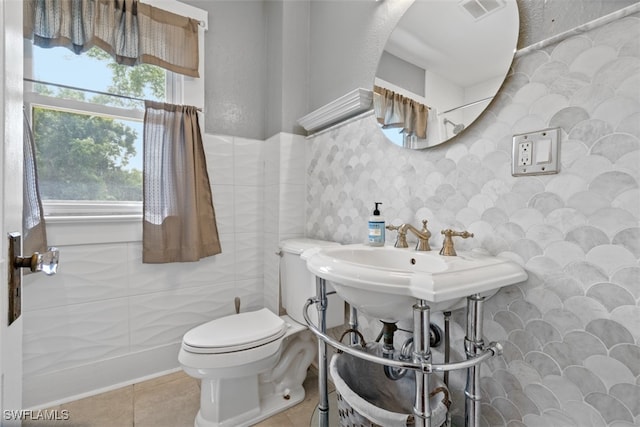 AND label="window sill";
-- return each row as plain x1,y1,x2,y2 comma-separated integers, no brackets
45,215,142,246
